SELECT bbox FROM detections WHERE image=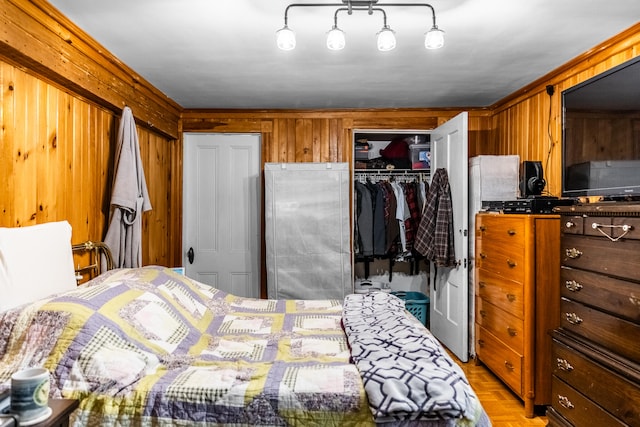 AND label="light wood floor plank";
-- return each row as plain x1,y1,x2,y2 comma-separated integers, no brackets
451,353,548,426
